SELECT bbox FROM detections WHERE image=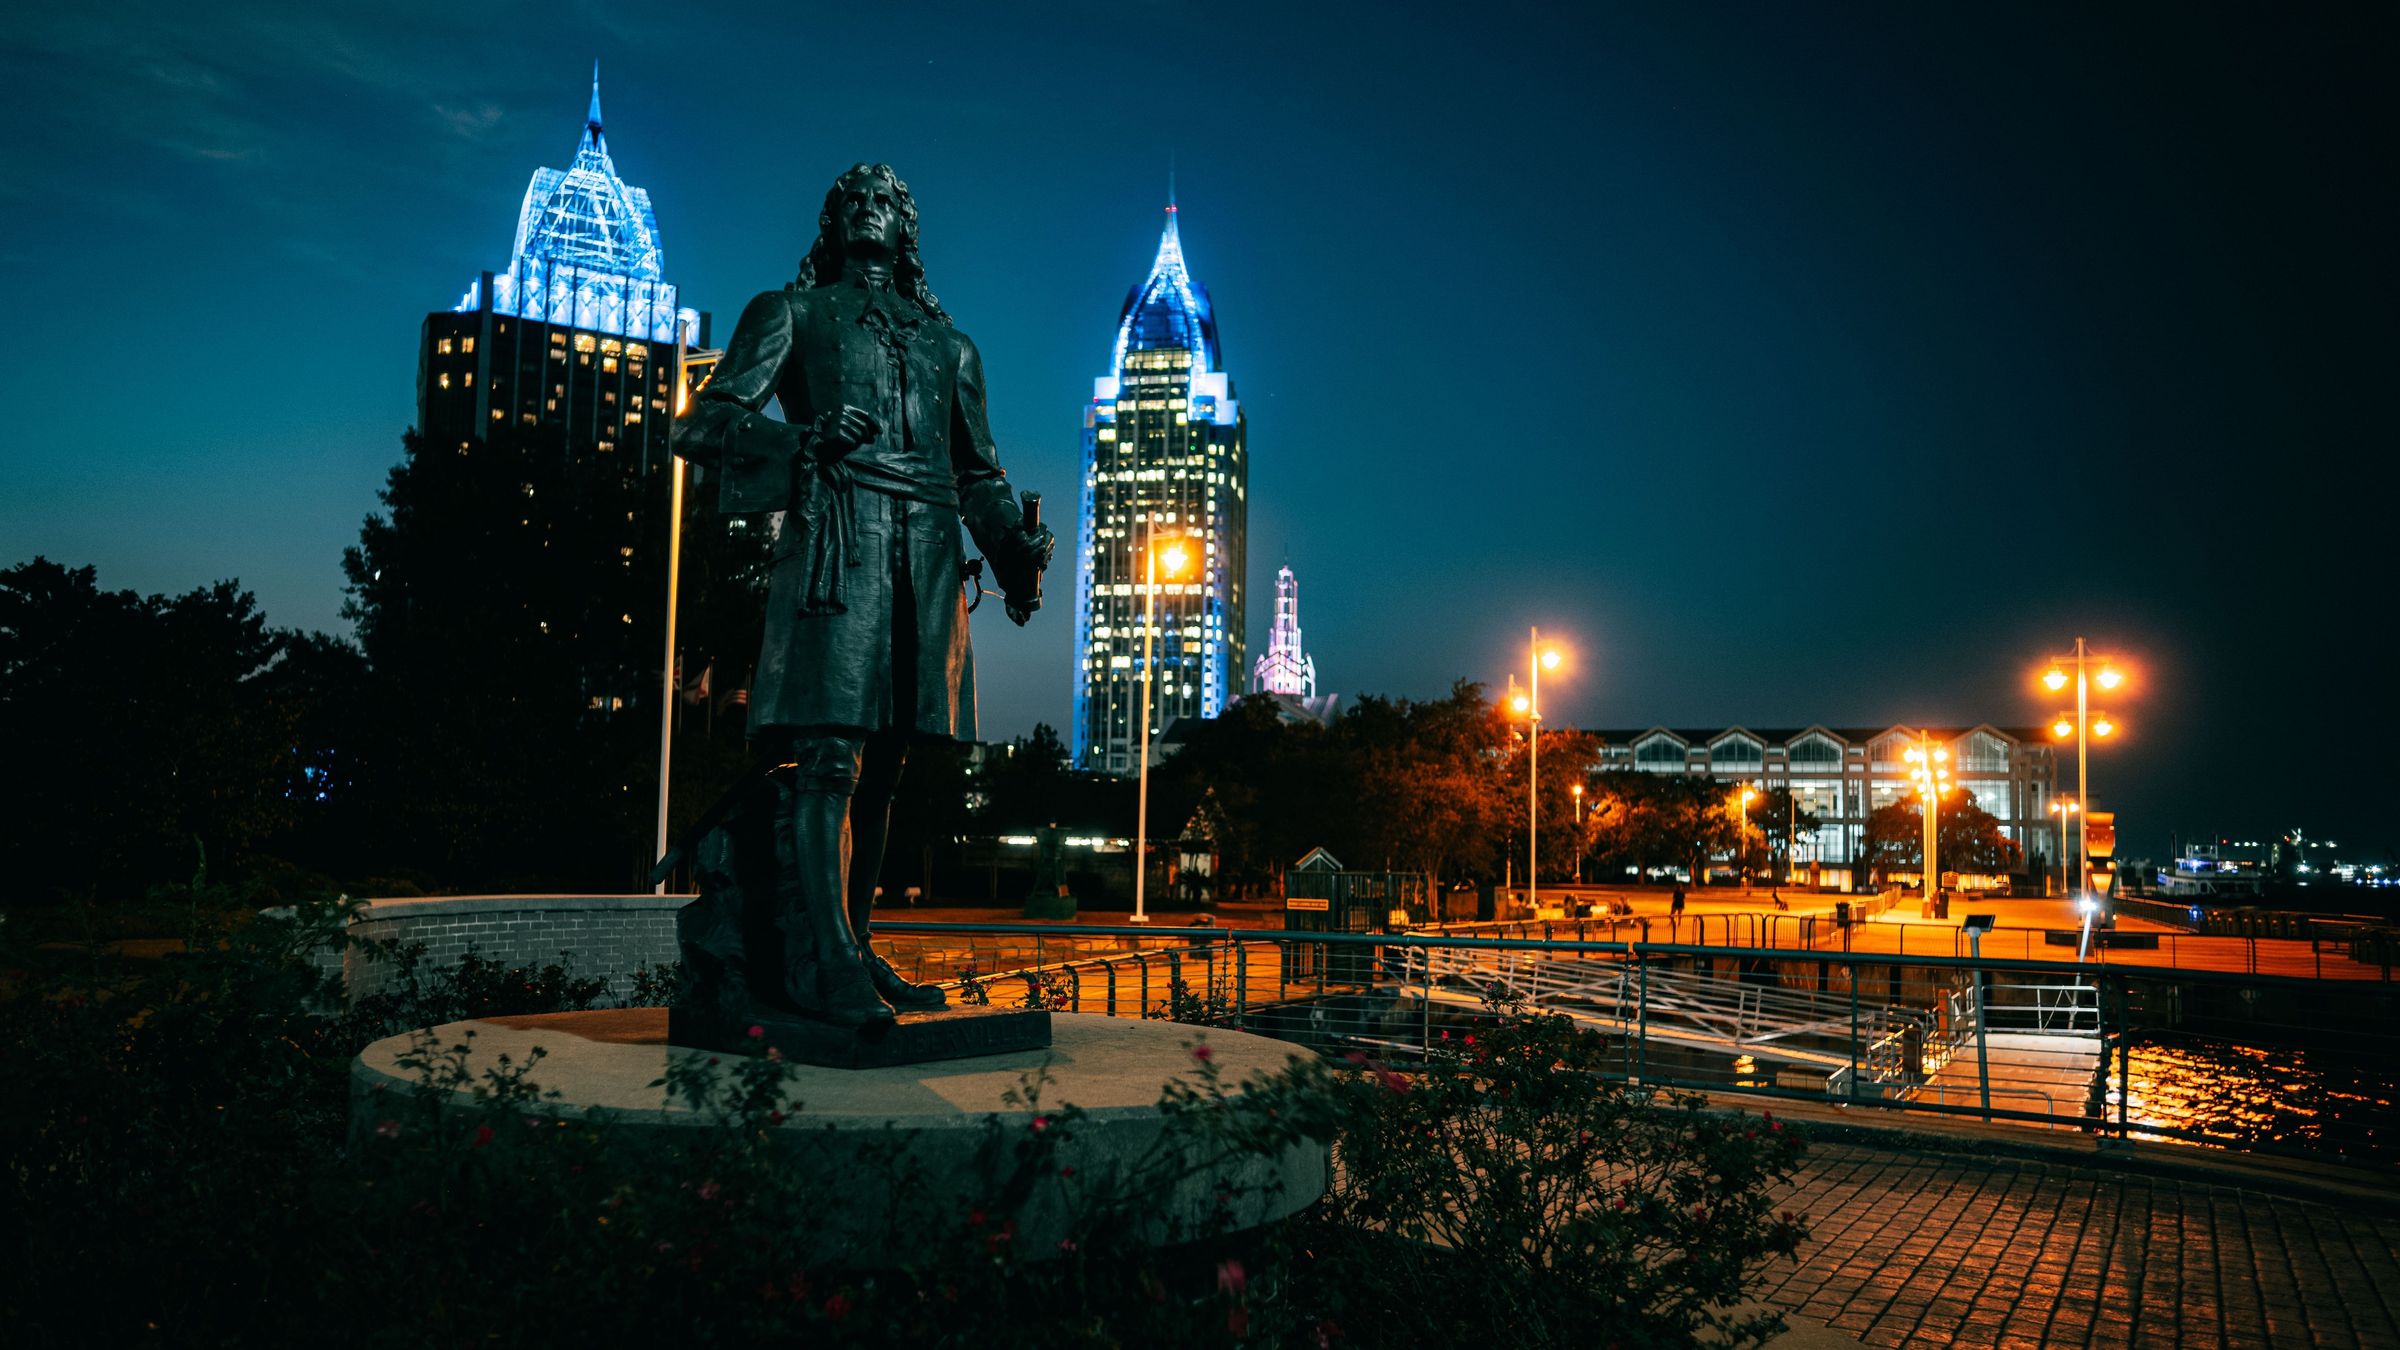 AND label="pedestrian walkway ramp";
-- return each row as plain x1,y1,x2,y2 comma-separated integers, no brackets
1395,946,2105,1119
1392,947,1928,1078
